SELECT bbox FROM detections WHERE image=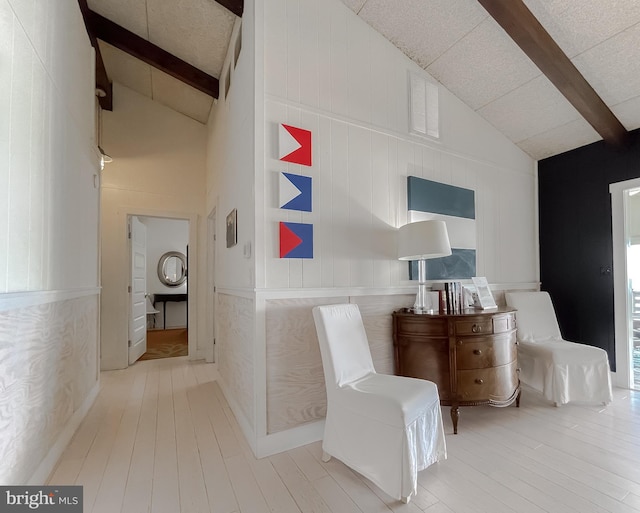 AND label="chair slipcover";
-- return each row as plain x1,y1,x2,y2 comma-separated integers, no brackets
312,304,446,502
505,292,612,405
